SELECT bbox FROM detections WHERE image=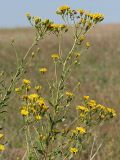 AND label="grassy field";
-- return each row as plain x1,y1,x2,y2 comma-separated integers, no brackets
0,24,120,160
